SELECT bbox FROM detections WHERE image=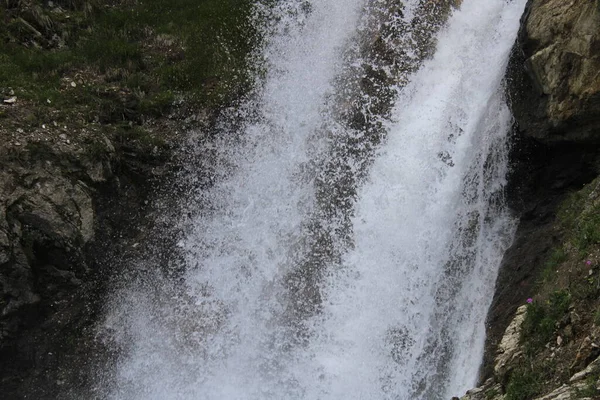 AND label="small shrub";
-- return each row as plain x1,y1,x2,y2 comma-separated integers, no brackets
116,126,165,152
556,182,600,254
521,290,571,355
572,272,600,301
485,387,499,399
25,141,56,161
556,189,588,230
504,368,542,400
